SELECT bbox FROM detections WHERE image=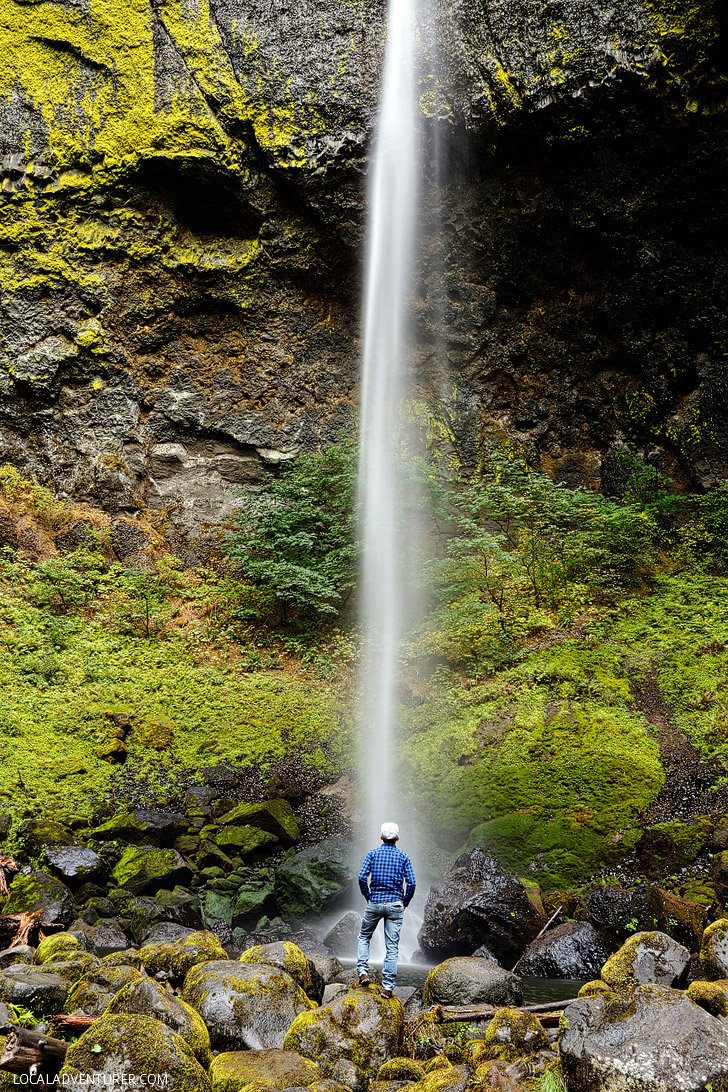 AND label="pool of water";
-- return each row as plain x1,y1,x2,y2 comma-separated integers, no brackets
343,960,586,1005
